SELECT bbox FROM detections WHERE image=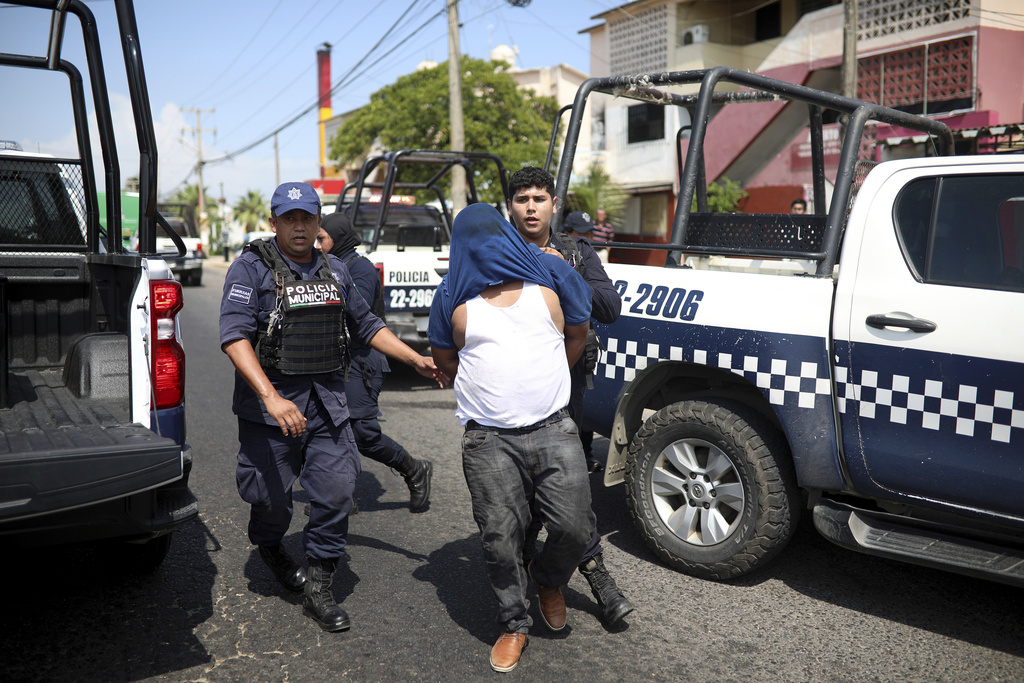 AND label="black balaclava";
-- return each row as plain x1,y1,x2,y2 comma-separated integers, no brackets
321,212,362,258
